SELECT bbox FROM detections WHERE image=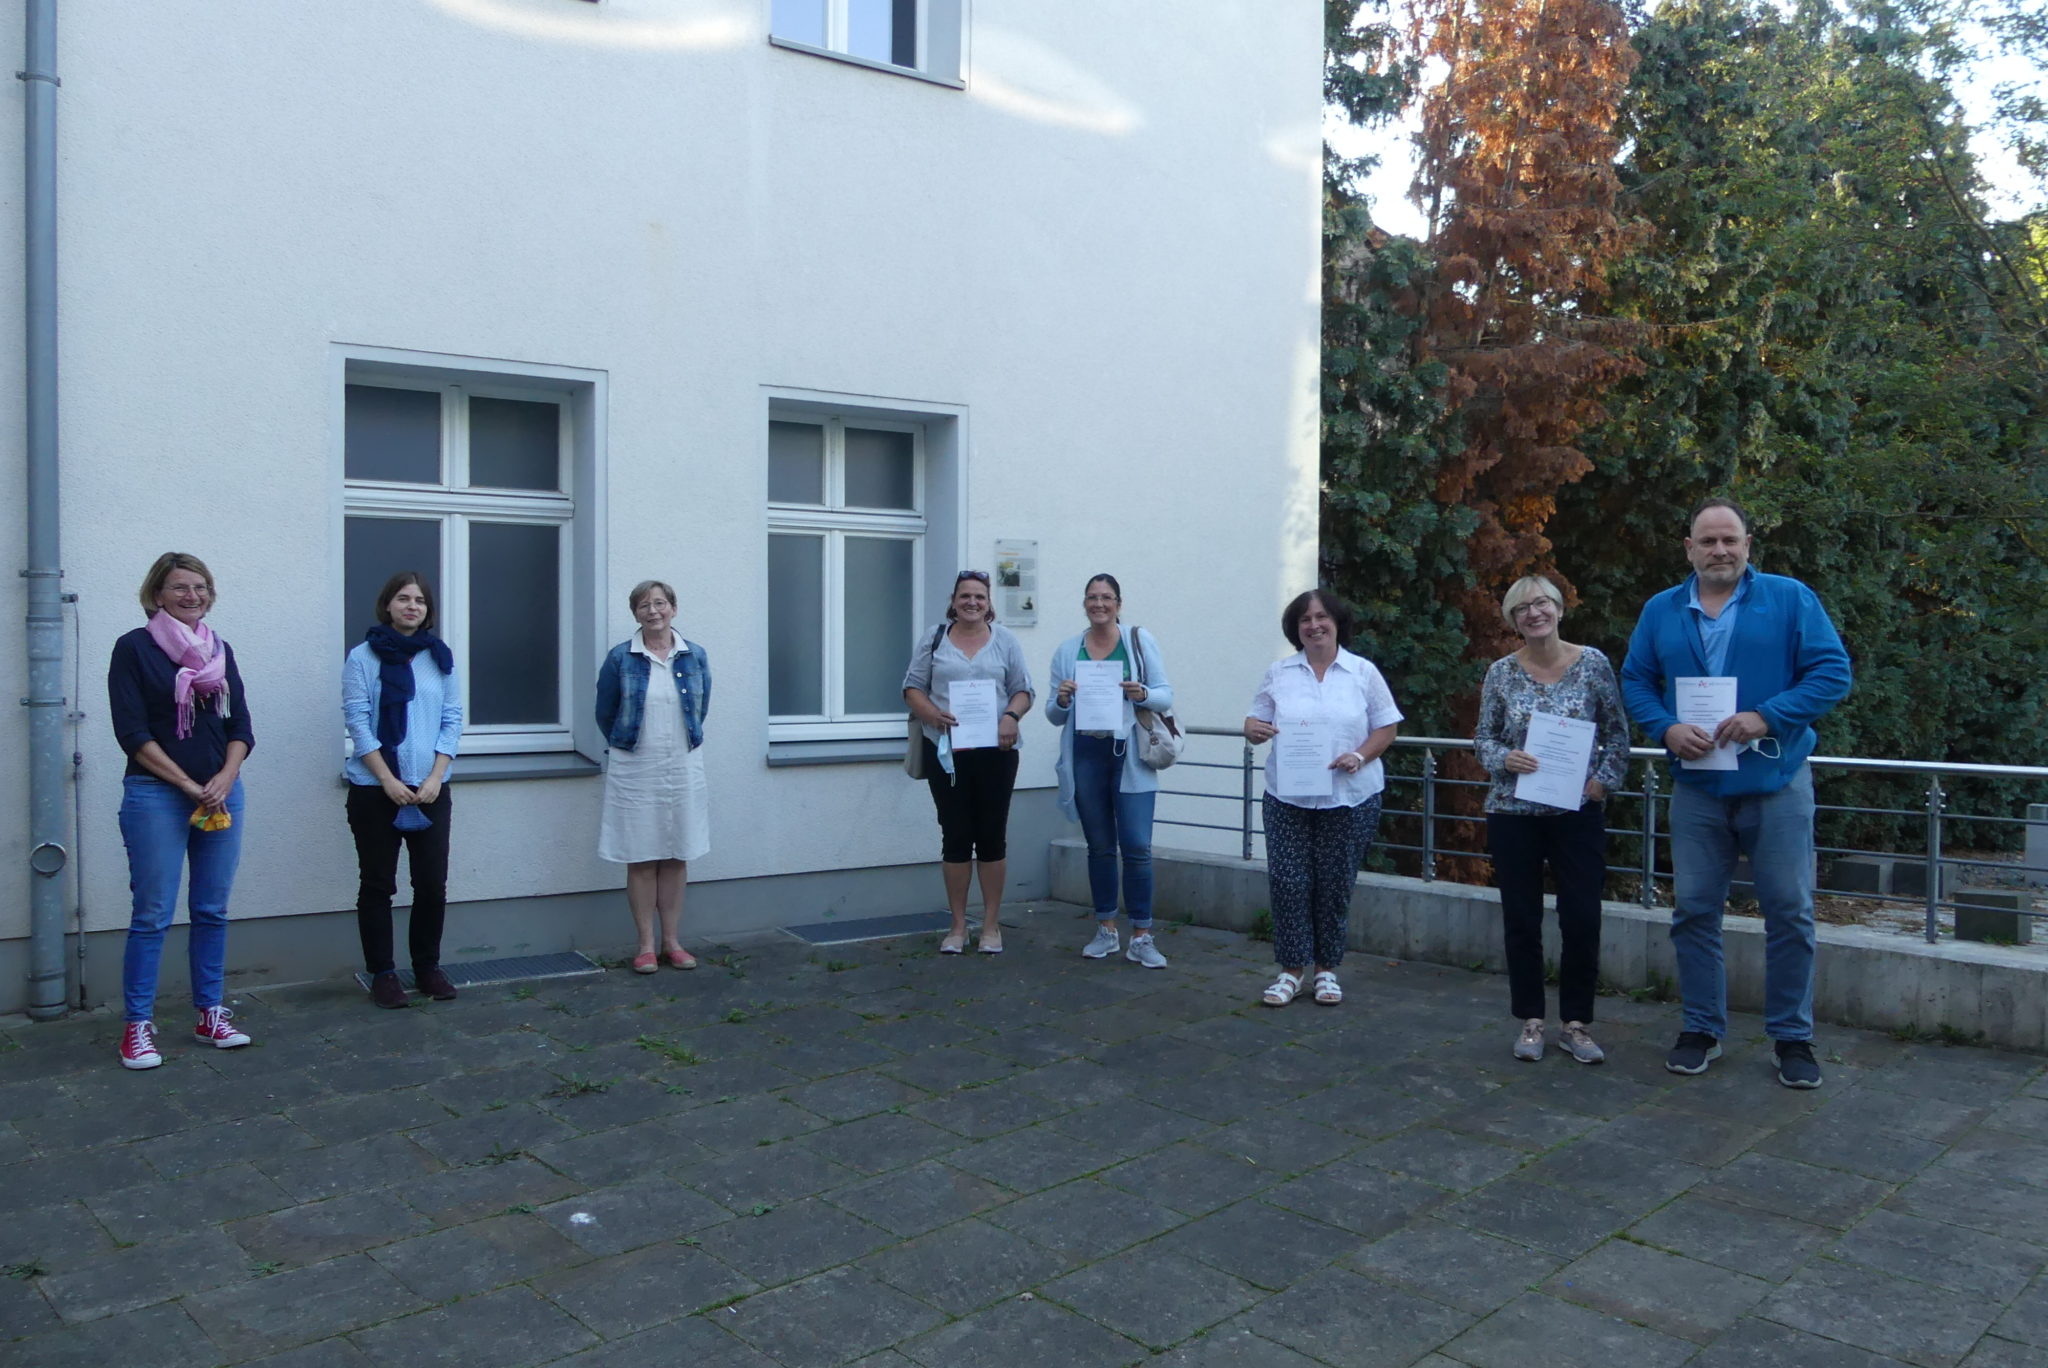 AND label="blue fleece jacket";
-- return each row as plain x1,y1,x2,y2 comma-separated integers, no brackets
1621,568,1851,797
